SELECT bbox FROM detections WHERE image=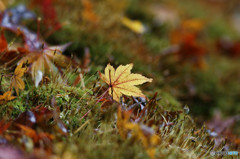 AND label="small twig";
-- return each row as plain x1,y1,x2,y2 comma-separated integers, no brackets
80,73,85,90
79,88,109,121
74,120,90,134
